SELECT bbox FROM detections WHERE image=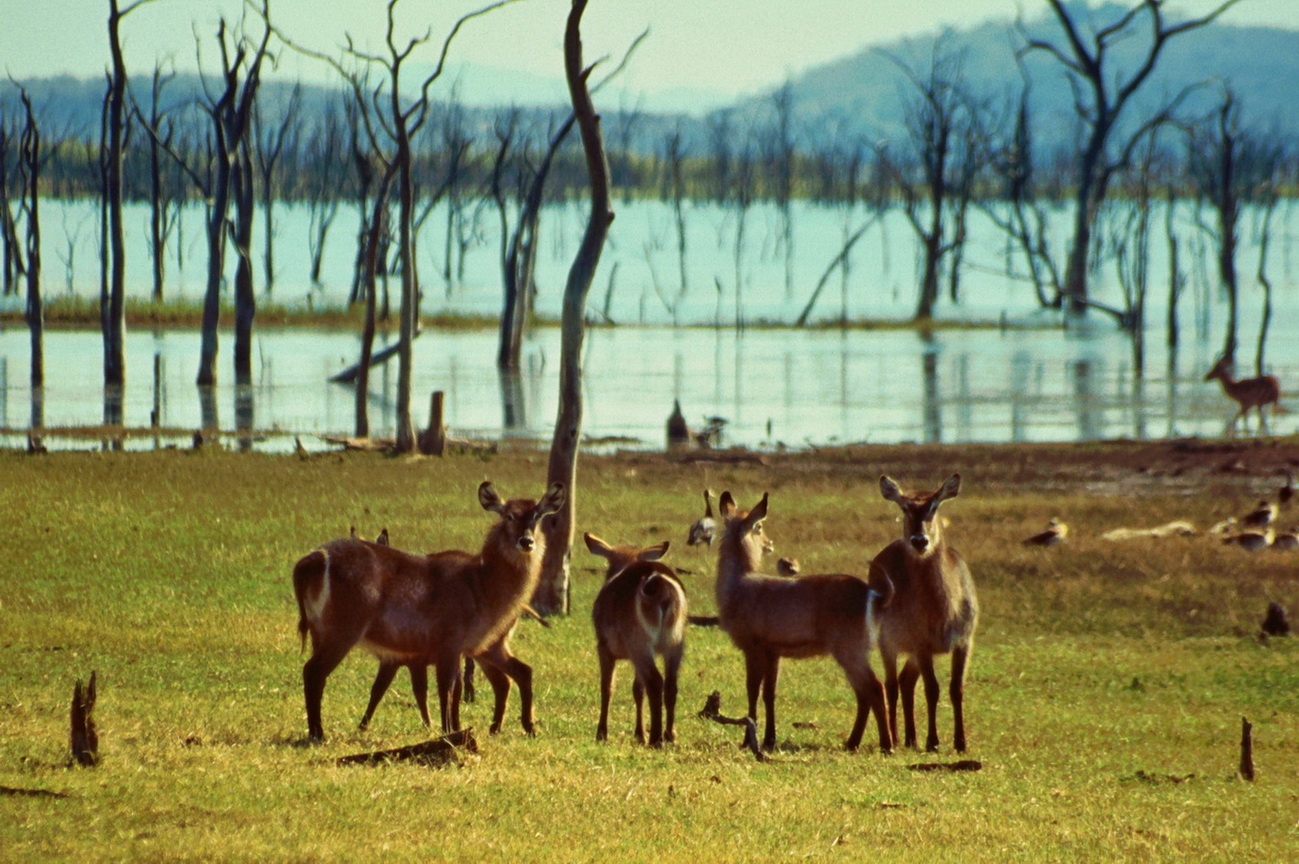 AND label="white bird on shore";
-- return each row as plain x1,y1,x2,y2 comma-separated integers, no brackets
687,489,717,547
1223,529,1273,552
1022,518,1068,547
1240,500,1278,529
